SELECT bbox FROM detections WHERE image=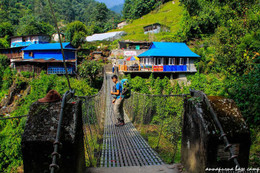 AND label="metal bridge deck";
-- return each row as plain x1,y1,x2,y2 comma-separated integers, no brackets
100,73,163,167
